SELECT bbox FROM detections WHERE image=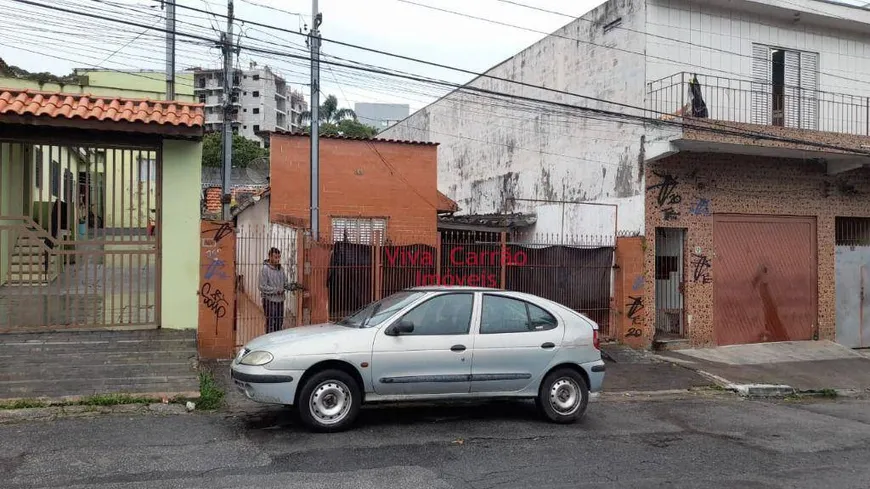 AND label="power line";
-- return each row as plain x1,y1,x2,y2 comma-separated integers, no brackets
0,40,200,89
140,0,870,150
11,0,870,156
162,0,870,91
